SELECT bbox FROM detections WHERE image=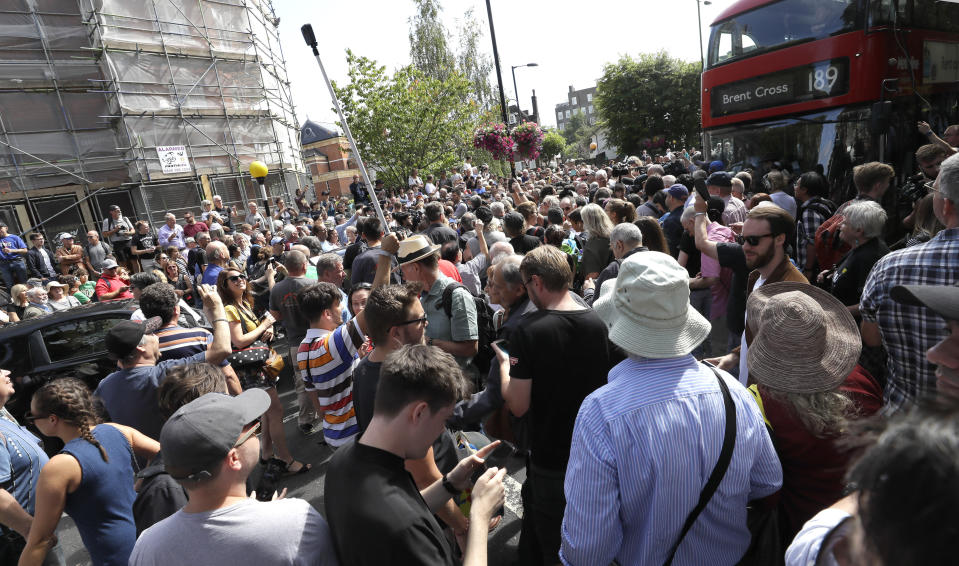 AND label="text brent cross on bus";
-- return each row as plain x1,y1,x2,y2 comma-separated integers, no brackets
722,84,790,105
